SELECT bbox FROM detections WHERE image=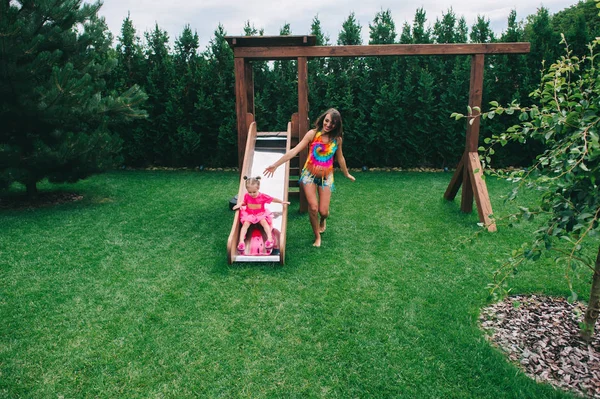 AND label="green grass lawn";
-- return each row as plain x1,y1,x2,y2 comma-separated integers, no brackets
0,170,593,398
